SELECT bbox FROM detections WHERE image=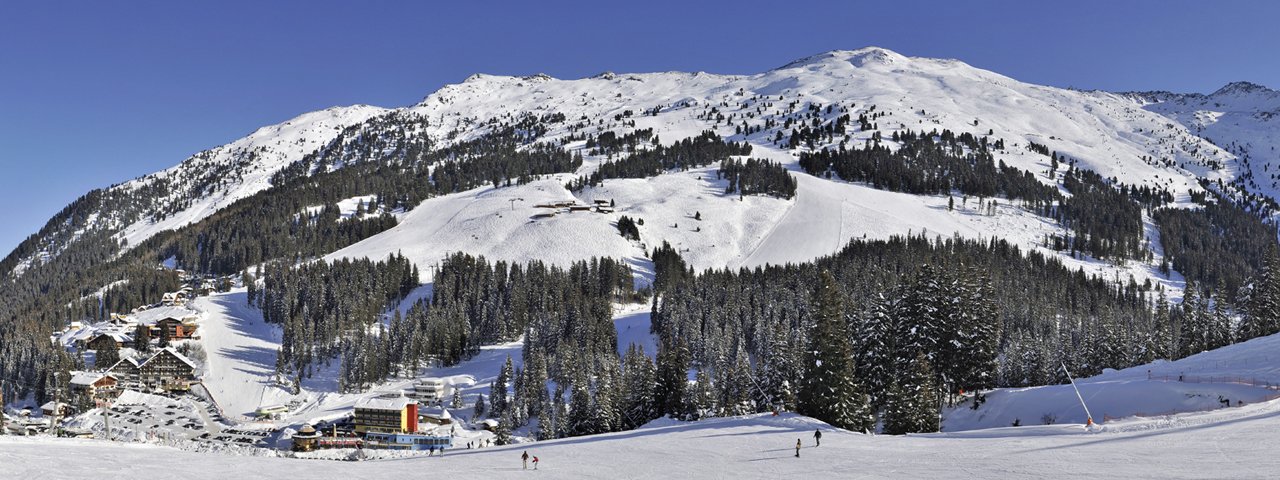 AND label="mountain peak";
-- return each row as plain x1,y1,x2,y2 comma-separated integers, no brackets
1211,81,1274,97
775,47,908,70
